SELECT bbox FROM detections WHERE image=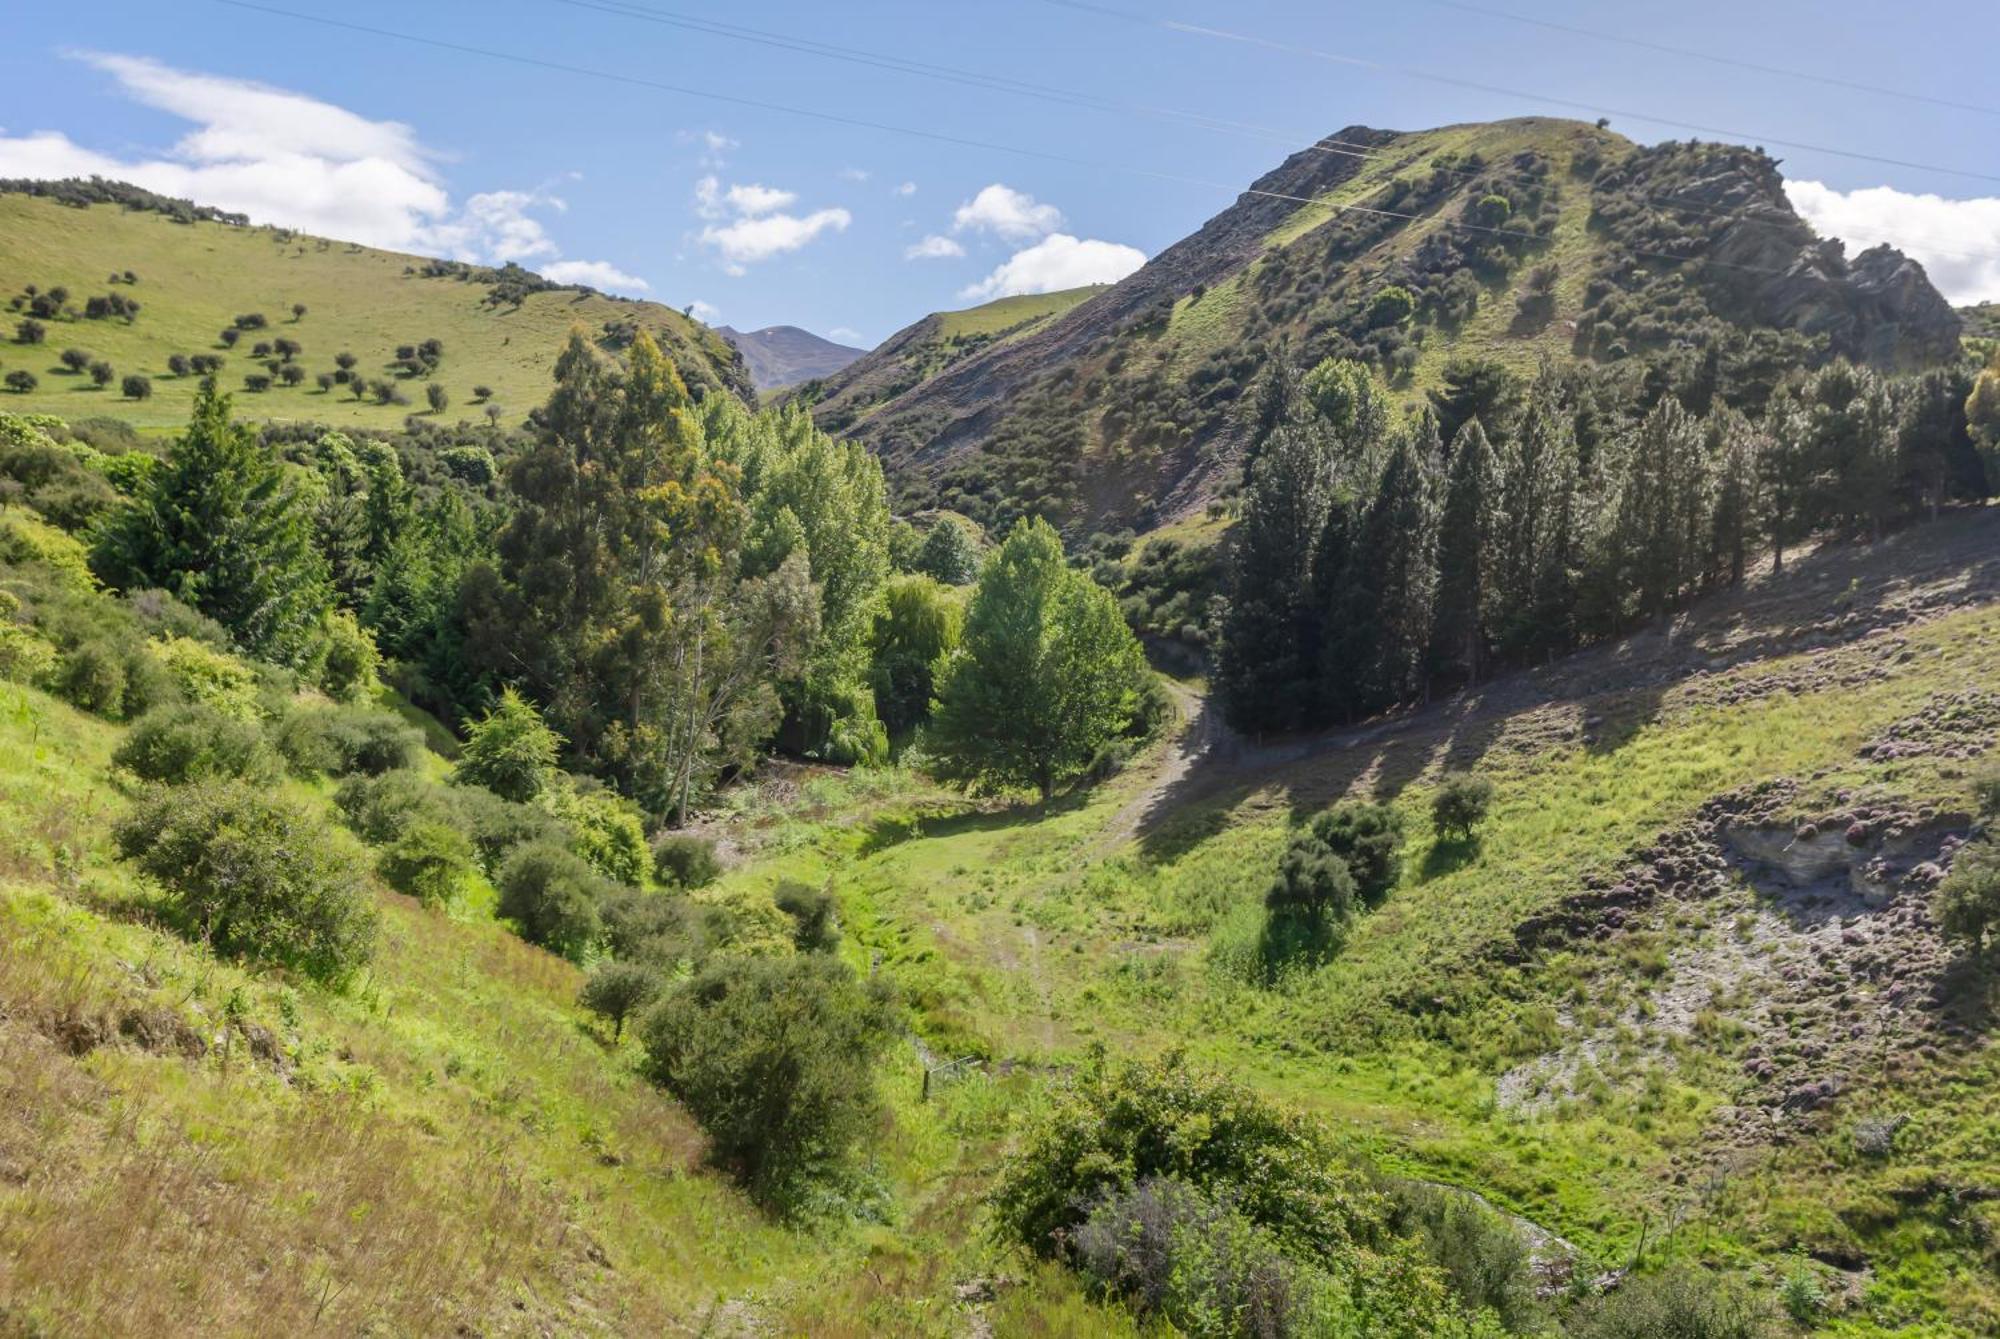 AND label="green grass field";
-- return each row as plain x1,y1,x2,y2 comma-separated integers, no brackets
935,286,1104,341
0,193,738,434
